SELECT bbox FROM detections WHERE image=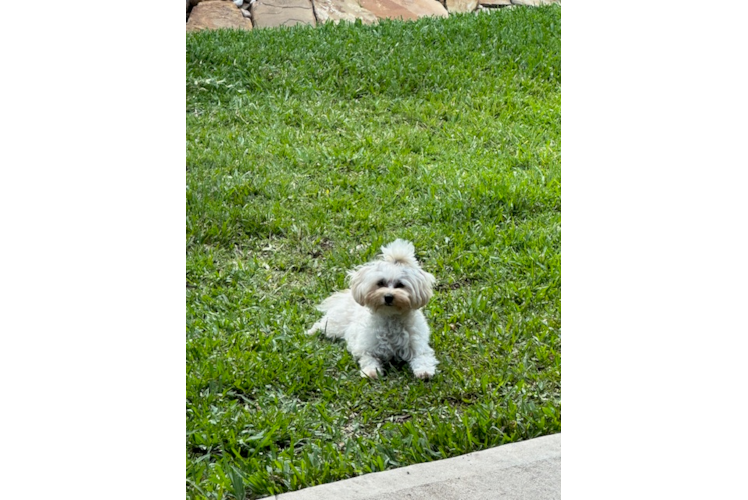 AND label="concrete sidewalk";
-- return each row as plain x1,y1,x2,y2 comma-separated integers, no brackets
271,433,560,500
